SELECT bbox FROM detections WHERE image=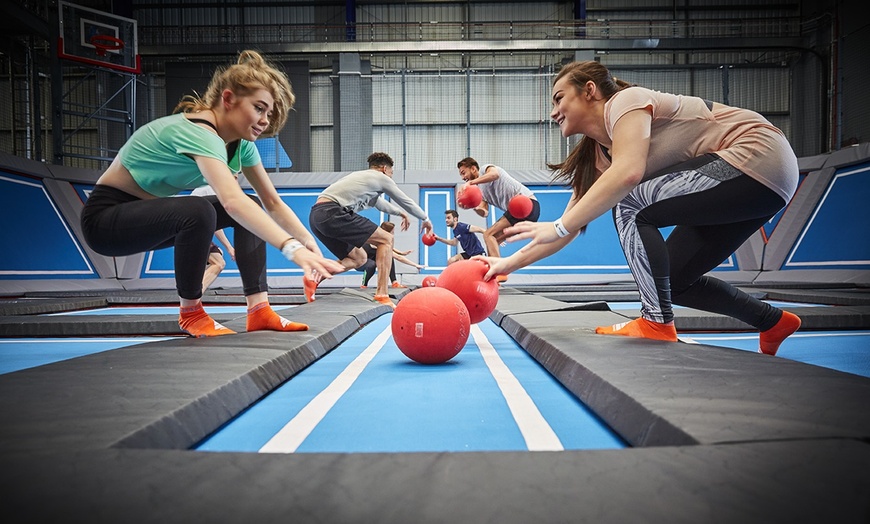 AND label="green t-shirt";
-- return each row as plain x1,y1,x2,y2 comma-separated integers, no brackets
118,113,261,197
